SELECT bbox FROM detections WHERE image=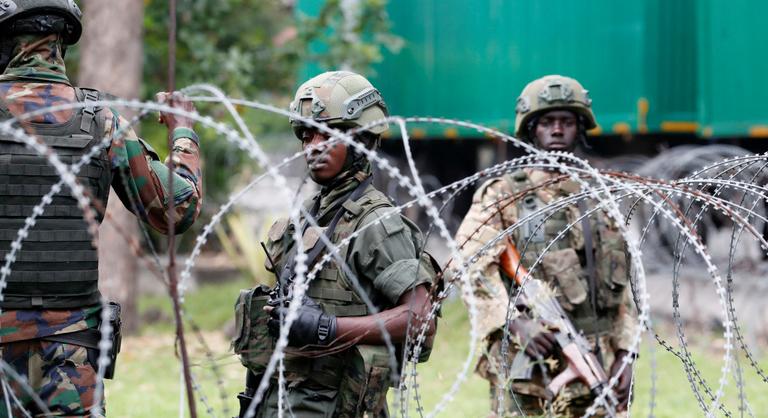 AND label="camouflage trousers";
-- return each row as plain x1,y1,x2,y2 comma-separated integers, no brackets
0,340,100,417
253,380,388,418
488,386,628,418
481,334,629,418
